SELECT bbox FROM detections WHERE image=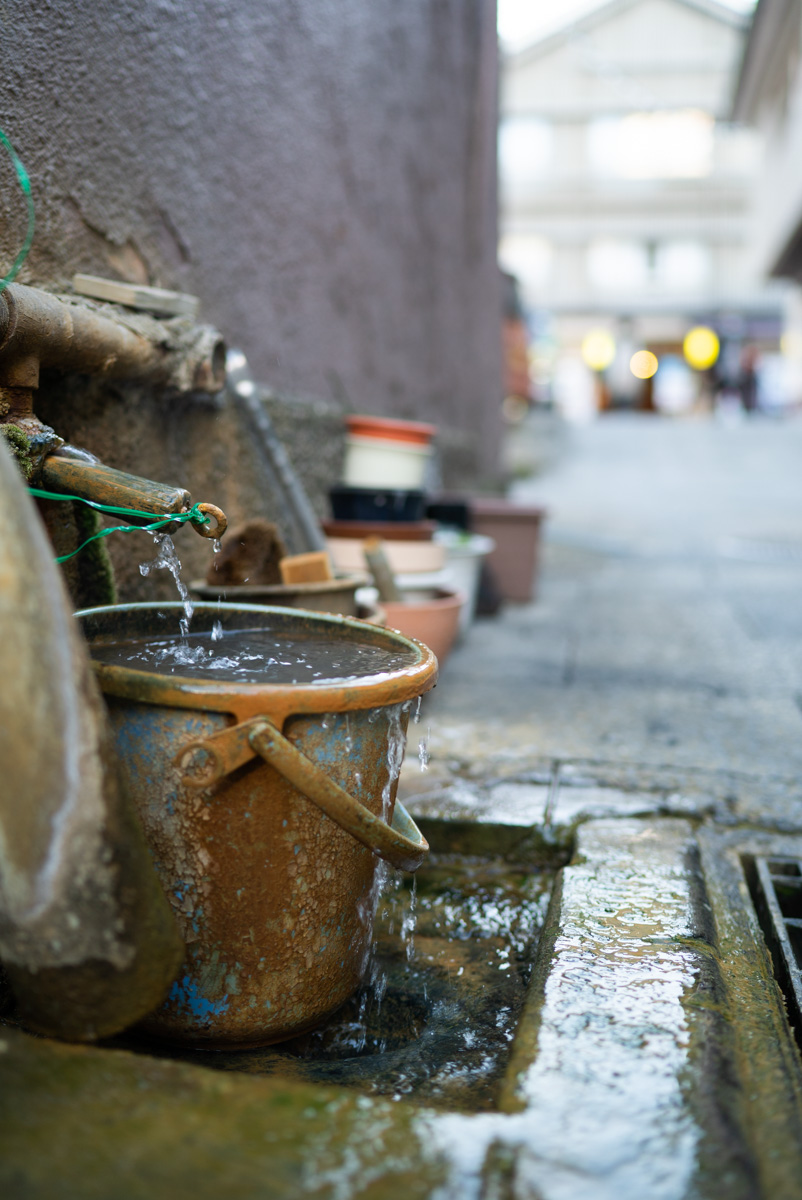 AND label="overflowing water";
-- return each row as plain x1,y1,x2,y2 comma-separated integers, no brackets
353,702,411,988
